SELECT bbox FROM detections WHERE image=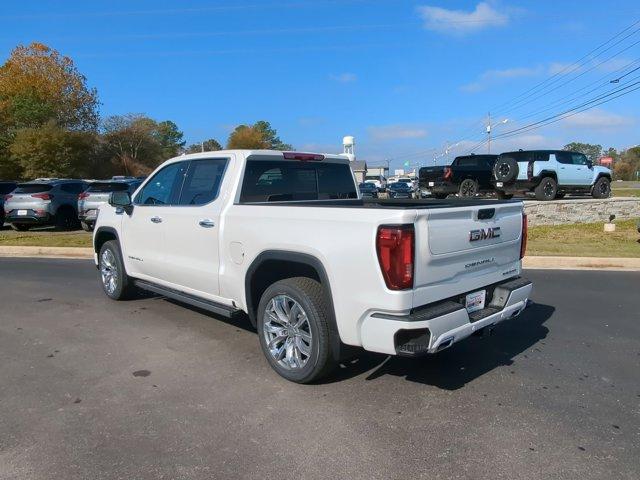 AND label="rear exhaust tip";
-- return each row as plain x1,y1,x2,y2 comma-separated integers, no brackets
436,336,454,351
